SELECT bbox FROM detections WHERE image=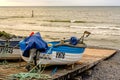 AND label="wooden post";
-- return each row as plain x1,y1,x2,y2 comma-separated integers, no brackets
31,10,34,18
